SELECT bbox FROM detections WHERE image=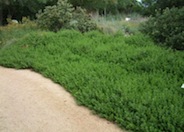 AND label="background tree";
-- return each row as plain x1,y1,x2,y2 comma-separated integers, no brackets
0,5,2,25
0,0,57,25
141,0,184,15
69,0,140,15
